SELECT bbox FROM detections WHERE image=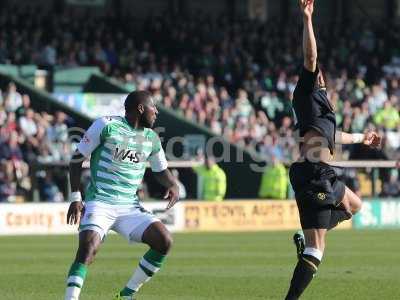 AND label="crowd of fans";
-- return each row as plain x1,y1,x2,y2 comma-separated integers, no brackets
0,8,399,201
0,82,70,202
